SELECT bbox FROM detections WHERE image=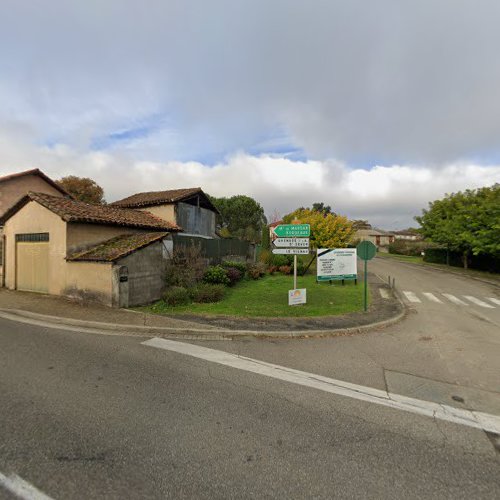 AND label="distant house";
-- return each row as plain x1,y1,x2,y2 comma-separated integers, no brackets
355,228,395,248
1,192,181,306
110,188,218,239
392,229,422,241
